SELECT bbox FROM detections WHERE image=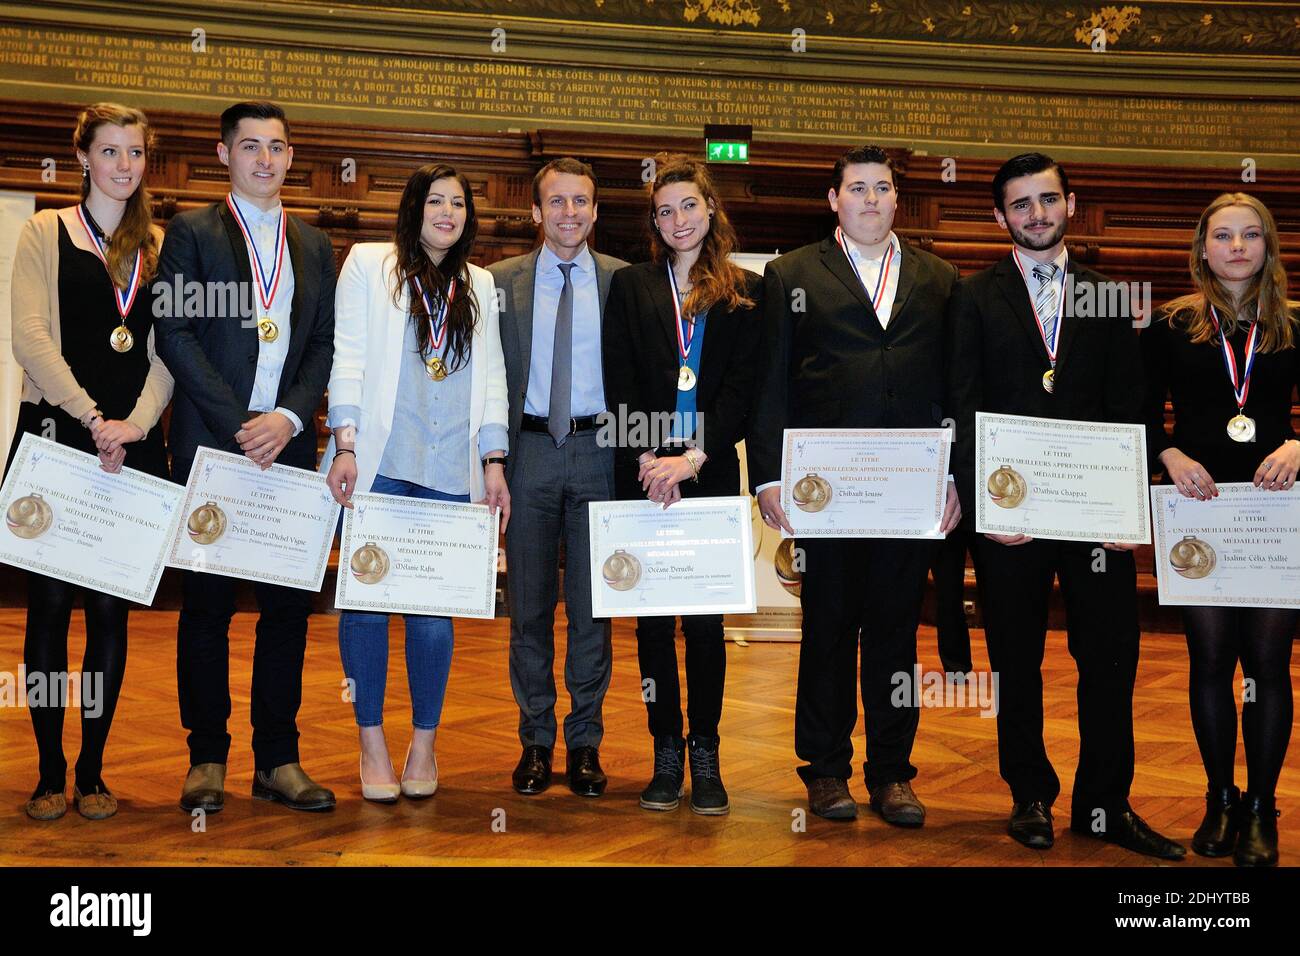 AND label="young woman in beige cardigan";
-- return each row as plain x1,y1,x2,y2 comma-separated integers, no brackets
8,103,173,821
